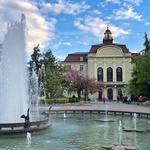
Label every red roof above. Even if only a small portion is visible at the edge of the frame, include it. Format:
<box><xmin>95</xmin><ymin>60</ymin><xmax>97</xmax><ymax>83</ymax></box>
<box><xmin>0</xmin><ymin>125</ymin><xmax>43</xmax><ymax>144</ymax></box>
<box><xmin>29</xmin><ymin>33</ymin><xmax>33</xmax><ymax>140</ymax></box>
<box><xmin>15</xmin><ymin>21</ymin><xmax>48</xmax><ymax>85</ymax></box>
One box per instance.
<box><xmin>64</xmin><ymin>43</ymin><xmax>137</xmax><ymax>62</ymax></box>
<box><xmin>64</xmin><ymin>52</ymin><xmax>88</xmax><ymax>62</ymax></box>
<box><xmin>89</xmin><ymin>43</ymin><xmax>130</xmax><ymax>53</ymax></box>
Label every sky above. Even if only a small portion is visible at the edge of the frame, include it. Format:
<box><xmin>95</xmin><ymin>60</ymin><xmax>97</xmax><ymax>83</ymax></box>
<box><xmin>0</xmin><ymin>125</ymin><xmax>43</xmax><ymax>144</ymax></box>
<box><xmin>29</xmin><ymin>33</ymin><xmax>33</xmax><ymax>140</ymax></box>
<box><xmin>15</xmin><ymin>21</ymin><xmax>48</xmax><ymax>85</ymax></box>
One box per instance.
<box><xmin>0</xmin><ymin>0</ymin><xmax>150</xmax><ymax>61</ymax></box>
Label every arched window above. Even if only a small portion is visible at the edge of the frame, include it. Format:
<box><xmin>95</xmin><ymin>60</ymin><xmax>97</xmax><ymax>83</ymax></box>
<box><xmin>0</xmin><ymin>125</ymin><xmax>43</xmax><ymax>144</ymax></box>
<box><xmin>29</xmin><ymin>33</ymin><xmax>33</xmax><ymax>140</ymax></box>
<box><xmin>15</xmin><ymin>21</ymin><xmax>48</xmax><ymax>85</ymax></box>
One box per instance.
<box><xmin>116</xmin><ymin>67</ymin><xmax>122</xmax><ymax>81</ymax></box>
<box><xmin>107</xmin><ymin>67</ymin><xmax>113</xmax><ymax>82</ymax></box>
<box><xmin>97</xmin><ymin>67</ymin><xmax>103</xmax><ymax>81</ymax></box>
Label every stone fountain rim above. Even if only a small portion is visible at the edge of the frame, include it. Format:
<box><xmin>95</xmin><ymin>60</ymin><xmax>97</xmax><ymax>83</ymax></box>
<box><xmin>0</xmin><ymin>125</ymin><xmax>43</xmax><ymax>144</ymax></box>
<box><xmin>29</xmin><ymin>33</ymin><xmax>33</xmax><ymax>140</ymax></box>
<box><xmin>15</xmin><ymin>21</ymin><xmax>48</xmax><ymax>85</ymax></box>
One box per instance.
<box><xmin>0</xmin><ymin>118</ymin><xmax>50</xmax><ymax>135</ymax></box>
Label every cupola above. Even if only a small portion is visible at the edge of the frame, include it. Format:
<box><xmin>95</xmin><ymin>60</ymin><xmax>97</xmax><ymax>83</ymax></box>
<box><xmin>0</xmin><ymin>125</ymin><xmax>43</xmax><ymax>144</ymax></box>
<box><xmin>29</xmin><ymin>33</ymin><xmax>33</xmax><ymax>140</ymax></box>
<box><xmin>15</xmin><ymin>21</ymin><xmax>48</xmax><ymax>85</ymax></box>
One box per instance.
<box><xmin>103</xmin><ymin>27</ymin><xmax>113</xmax><ymax>44</ymax></box>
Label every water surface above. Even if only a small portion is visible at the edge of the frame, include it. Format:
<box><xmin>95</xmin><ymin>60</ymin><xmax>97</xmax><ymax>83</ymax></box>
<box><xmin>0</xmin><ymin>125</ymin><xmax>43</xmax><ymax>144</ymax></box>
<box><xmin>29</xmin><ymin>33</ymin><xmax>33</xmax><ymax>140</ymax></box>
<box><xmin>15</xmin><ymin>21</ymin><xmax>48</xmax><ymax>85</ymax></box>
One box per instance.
<box><xmin>0</xmin><ymin>114</ymin><xmax>149</xmax><ymax>150</ymax></box>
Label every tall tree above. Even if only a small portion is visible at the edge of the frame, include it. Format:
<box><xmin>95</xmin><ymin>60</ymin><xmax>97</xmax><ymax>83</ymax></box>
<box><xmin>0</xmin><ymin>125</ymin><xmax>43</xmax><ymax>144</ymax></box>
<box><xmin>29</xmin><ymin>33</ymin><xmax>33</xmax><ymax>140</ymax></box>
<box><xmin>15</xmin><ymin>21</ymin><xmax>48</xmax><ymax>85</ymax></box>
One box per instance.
<box><xmin>43</xmin><ymin>49</ymin><xmax>64</xmax><ymax>98</ymax></box>
<box><xmin>129</xmin><ymin>48</ymin><xmax>150</xmax><ymax>98</ymax></box>
<box><xmin>43</xmin><ymin>49</ymin><xmax>56</xmax><ymax>69</ymax></box>
<box><xmin>144</xmin><ymin>32</ymin><xmax>150</xmax><ymax>53</ymax></box>
<box><xmin>29</xmin><ymin>44</ymin><xmax>41</xmax><ymax>74</ymax></box>
<box><xmin>45</xmin><ymin>68</ymin><xmax>63</xmax><ymax>98</ymax></box>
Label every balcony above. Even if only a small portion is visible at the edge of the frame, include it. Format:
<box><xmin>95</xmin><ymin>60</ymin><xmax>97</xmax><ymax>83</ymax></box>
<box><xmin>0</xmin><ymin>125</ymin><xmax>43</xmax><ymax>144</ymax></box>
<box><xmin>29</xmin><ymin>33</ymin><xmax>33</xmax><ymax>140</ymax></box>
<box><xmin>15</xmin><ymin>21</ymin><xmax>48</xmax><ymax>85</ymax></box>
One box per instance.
<box><xmin>103</xmin><ymin>81</ymin><xmax>127</xmax><ymax>87</ymax></box>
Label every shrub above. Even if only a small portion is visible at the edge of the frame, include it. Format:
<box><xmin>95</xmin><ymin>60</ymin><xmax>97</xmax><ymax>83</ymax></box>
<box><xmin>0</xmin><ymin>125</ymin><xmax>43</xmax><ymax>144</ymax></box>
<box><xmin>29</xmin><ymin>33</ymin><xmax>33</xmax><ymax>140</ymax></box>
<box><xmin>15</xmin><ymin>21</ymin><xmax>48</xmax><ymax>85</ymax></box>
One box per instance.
<box><xmin>142</xmin><ymin>96</ymin><xmax>149</xmax><ymax>102</ymax></box>
<box><xmin>39</xmin><ymin>99</ymin><xmax>46</xmax><ymax>104</ymax></box>
<box><xmin>46</xmin><ymin>97</ymin><xmax>68</xmax><ymax>104</ymax></box>
<box><xmin>68</xmin><ymin>97</ymin><xmax>80</xmax><ymax>103</ymax></box>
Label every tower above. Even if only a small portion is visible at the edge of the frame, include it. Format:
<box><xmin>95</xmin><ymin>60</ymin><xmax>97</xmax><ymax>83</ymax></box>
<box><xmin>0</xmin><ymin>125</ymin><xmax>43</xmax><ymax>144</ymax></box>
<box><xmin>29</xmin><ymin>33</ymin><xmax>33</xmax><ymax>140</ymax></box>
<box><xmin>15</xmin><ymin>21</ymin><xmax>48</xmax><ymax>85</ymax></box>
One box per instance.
<box><xmin>103</xmin><ymin>27</ymin><xmax>113</xmax><ymax>44</ymax></box>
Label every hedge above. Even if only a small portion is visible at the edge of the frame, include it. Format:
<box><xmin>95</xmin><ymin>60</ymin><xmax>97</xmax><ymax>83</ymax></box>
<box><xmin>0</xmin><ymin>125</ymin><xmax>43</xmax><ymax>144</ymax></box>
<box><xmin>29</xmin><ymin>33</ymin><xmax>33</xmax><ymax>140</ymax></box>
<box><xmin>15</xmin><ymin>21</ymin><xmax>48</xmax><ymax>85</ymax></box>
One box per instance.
<box><xmin>46</xmin><ymin>97</ymin><xmax>69</xmax><ymax>104</ymax></box>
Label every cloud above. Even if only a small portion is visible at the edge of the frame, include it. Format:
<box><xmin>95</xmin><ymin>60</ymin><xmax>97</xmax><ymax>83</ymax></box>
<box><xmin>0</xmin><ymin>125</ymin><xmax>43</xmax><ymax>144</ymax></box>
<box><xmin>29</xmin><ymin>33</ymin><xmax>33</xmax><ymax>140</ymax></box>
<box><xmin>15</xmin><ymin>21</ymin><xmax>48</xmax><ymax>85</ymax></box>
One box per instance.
<box><xmin>124</xmin><ymin>0</ymin><xmax>142</xmax><ymax>6</ymax></box>
<box><xmin>105</xmin><ymin>0</ymin><xmax>142</xmax><ymax>6</ymax></box>
<box><xmin>52</xmin><ymin>41</ymin><xmax>72</xmax><ymax>50</ymax></box>
<box><xmin>62</xmin><ymin>42</ymin><xmax>72</xmax><ymax>46</ymax></box>
<box><xmin>77</xmin><ymin>36</ymin><xmax>92</xmax><ymax>46</ymax></box>
<box><xmin>39</xmin><ymin>0</ymin><xmax>90</xmax><ymax>15</ymax></box>
<box><xmin>74</xmin><ymin>16</ymin><xmax>129</xmax><ymax>39</ymax></box>
<box><xmin>105</xmin><ymin>0</ymin><xmax>143</xmax><ymax>21</ymax></box>
<box><xmin>92</xmin><ymin>10</ymin><xmax>102</xmax><ymax>16</ymax></box>
<box><xmin>105</xmin><ymin>0</ymin><xmax>121</xmax><ymax>4</ymax></box>
<box><xmin>56</xmin><ymin>55</ymin><xmax>65</xmax><ymax>61</ymax></box>
<box><xmin>0</xmin><ymin>0</ymin><xmax>56</xmax><ymax>52</ymax></box>
<box><xmin>113</xmin><ymin>6</ymin><xmax>142</xmax><ymax>21</ymax></box>
<box><xmin>145</xmin><ymin>22</ymin><xmax>150</xmax><ymax>26</ymax></box>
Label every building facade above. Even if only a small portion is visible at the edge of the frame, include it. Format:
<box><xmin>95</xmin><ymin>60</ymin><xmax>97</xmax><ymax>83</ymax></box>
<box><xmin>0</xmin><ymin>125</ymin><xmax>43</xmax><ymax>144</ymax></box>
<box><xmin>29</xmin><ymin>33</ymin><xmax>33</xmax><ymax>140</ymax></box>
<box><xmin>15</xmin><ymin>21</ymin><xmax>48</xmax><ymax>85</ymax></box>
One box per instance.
<box><xmin>63</xmin><ymin>28</ymin><xmax>139</xmax><ymax>101</ymax></box>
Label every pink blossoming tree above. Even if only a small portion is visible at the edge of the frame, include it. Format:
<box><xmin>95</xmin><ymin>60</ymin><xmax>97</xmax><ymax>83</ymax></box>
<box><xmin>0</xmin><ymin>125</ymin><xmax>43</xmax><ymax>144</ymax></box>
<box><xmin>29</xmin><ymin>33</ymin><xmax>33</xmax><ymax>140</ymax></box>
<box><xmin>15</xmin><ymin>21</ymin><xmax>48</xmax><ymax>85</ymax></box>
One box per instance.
<box><xmin>64</xmin><ymin>69</ymin><xmax>103</xmax><ymax>101</ymax></box>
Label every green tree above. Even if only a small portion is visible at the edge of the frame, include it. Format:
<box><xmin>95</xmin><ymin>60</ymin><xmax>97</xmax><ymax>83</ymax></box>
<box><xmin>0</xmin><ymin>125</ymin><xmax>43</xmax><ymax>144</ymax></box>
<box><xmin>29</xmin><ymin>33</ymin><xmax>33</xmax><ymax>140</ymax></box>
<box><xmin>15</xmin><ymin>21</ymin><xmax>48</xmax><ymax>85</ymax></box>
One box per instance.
<box><xmin>129</xmin><ymin>33</ymin><xmax>150</xmax><ymax>98</ymax></box>
<box><xmin>144</xmin><ymin>32</ymin><xmax>150</xmax><ymax>52</ymax></box>
<box><xmin>43</xmin><ymin>49</ymin><xmax>56</xmax><ymax>69</ymax></box>
<box><xmin>43</xmin><ymin>49</ymin><xmax>64</xmax><ymax>98</ymax></box>
<box><xmin>29</xmin><ymin>44</ymin><xmax>41</xmax><ymax>74</ymax></box>
<box><xmin>144</xmin><ymin>32</ymin><xmax>150</xmax><ymax>53</ymax></box>
<box><xmin>45</xmin><ymin>68</ymin><xmax>63</xmax><ymax>98</ymax></box>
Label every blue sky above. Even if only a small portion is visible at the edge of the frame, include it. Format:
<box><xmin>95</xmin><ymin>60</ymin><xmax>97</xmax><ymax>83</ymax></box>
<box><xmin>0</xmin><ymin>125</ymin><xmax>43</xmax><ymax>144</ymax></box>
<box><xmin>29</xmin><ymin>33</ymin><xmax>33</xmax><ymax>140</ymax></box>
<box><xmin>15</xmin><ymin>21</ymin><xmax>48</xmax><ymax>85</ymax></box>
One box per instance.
<box><xmin>0</xmin><ymin>0</ymin><xmax>150</xmax><ymax>60</ymax></box>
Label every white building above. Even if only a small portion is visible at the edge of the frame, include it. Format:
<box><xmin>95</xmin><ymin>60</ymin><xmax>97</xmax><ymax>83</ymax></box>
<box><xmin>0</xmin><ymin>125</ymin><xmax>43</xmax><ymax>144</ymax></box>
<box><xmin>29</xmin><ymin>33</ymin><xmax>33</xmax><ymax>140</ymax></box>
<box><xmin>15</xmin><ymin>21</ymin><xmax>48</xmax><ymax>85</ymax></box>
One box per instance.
<box><xmin>63</xmin><ymin>28</ymin><xmax>140</xmax><ymax>101</ymax></box>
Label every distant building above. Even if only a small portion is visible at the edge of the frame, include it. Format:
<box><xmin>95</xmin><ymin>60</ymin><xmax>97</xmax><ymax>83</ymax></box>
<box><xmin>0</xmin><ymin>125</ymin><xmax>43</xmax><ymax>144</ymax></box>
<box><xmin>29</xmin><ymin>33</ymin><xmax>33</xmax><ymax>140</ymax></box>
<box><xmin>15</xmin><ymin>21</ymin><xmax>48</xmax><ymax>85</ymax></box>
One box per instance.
<box><xmin>63</xmin><ymin>27</ymin><xmax>140</xmax><ymax>101</ymax></box>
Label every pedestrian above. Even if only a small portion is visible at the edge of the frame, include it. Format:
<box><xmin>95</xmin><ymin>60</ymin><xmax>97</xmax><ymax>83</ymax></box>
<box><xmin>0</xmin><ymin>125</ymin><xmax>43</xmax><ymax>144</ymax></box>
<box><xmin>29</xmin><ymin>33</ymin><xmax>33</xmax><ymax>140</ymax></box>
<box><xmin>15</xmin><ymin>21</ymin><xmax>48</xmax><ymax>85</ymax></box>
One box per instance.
<box><xmin>102</xmin><ymin>96</ymin><xmax>106</xmax><ymax>104</ymax></box>
<box><xmin>117</xmin><ymin>95</ymin><xmax>120</xmax><ymax>103</ymax></box>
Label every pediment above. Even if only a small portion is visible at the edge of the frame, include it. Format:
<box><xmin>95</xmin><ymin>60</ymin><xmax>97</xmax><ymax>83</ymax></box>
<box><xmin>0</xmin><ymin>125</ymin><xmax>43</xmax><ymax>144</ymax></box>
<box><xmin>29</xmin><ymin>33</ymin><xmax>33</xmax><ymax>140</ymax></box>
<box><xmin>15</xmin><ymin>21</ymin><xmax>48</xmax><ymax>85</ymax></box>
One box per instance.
<box><xmin>96</xmin><ymin>45</ymin><xmax>123</xmax><ymax>57</ymax></box>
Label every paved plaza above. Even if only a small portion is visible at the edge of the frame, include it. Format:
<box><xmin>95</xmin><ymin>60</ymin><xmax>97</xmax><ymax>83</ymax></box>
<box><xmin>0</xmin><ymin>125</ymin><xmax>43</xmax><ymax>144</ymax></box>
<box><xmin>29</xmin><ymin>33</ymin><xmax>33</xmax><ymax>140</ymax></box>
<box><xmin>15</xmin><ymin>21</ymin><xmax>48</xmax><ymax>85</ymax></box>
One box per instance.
<box><xmin>50</xmin><ymin>102</ymin><xmax>150</xmax><ymax>115</ymax></box>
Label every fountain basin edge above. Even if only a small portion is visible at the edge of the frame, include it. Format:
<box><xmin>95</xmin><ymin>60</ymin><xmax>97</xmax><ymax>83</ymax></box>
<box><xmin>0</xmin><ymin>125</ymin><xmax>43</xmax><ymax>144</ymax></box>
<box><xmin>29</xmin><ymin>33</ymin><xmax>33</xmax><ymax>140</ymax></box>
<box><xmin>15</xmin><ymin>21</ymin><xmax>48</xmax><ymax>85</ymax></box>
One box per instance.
<box><xmin>123</xmin><ymin>128</ymin><xmax>146</xmax><ymax>133</ymax></box>
<box><xmin>0</xmin><ymin>118</ymin><xmax>50</xmax><ymax>135</ymax></box>
<box><xmin>95</xmin><ymin>119</ymin><xmax>116</xmax><ymax>122</ymax></box>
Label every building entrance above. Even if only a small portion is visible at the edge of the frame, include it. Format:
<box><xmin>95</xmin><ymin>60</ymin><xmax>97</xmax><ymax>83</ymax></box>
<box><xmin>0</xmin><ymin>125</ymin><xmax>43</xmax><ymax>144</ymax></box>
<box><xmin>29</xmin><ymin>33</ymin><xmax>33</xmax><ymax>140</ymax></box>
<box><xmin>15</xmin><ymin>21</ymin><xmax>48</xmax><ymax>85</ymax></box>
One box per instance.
<box><xmin>107</xmin><ymin>88</ymin><xmax>113</xmax><ymax>100</ymax></box>
<box><xmin>98</xmin><ymin>91</ymin><xmax>102</xmax><ymax>101</ymax></box>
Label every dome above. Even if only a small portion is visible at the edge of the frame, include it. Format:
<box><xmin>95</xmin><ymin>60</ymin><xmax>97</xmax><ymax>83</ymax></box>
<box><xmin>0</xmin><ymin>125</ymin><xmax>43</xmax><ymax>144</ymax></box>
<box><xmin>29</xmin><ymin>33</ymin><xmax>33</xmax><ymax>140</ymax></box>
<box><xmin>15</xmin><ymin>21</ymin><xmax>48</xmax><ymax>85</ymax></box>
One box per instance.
<box><xmin>103</xmin><ymin>27</ymin><xmax>113</xmax><ymax>44</ymax></box>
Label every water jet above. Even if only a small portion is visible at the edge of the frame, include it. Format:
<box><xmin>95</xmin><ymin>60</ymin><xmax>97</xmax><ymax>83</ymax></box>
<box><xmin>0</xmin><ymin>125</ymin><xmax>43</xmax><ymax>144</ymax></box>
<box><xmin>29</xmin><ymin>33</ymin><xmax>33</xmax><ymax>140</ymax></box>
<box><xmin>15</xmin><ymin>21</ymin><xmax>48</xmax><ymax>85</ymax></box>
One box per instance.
<box><xmin>0</xmin><ymin>14</ymin><xmax>49</xmax><ymax>135</ymax></box>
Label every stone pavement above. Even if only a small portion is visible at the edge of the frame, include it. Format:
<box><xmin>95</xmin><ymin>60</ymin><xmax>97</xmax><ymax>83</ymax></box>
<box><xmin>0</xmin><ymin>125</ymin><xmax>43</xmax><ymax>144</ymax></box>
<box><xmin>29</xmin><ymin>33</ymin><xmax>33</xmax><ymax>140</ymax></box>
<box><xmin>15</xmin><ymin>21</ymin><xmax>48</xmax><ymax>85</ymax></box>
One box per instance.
<box><xmin>50</xmin><ymin>102</ymin><xmax>150</xmax><ymax>115</ymax></box>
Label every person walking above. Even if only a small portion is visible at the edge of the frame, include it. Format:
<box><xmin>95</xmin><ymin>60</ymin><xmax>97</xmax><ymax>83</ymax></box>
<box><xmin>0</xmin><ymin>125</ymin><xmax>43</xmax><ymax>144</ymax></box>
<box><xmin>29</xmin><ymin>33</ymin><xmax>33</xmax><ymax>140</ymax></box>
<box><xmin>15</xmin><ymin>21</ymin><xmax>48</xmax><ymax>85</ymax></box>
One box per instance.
<box><xmin>102</xmin><ymin>96</ymin><xmax>106</xmax><ymax>104</ymax></box>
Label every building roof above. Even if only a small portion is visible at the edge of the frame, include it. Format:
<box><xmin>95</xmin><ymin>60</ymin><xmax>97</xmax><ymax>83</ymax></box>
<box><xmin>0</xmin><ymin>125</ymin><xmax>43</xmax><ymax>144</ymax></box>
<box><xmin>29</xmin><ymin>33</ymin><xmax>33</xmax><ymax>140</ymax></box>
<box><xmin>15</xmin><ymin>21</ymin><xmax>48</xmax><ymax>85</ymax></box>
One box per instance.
<box><xmin>64</xmin><ymin>52</ymin><xmax>88</xmax><ymax>62</ymax></box>
<box><xmin>89</xmin><ymin>43</ymin><xmax>130</xmax><ymax>53</ymax></box>
<box><xmin>64</xmin><ymin>44</ymin><xmax>132</xmax><ymax>62</ymax></box>
<box><xmin>64</xmin><ymin>28</ymin><xmax>136</xmax><ymax>62</ymax></box>
<box><xmin>131</xmin><ymin>52</ymin><xmax>140</xmax><ymax>57</ymax></box>
<box><xmin>131</xmin><ymin>52</ymin><xmax>141</xmax><ymax>62</ymax></box>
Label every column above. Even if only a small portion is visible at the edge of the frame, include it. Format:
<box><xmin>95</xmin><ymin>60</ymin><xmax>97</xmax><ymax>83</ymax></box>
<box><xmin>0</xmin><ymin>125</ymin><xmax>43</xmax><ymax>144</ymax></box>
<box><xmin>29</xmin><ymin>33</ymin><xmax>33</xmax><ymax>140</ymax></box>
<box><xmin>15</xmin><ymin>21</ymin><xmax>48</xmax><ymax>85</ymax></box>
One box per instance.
<box><xmin>113</xmin><ymin>58</ymin><xmax>116</xmax><ymax>82</ymax></box>
<box><xmin>113</xmin><ymin>86</ymin><xmax>117</xmax><ymax>100</ymax></box>
<box><xmin>94</xmin><ymin>58</ymin><xmax>97</xmax><ymax>79</ymax></box>
<box><xmin>103</xmin><ymin>58</ymin><xmax>107</xmax><ymax>82</ymax></box>
<box><xmin>123</xmin><ymin>58</ymin><xmax>126</xmax><ymax>82</ymax></box>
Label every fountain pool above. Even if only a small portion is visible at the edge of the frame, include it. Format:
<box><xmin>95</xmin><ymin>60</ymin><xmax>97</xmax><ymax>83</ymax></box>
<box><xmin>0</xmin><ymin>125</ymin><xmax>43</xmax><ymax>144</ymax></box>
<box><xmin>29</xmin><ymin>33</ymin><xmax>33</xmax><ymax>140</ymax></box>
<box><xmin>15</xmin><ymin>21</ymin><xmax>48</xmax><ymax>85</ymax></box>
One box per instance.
<box><xmin>0</xmin><ymin>114</ymin><xmax>149</xmax><ymax>150</ymax></box>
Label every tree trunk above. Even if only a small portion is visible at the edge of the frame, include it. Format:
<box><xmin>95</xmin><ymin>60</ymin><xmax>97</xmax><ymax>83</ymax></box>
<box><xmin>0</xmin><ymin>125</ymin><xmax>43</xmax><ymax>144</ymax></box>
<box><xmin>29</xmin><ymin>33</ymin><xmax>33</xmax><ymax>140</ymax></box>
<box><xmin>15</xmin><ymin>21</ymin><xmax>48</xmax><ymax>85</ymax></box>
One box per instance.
<box><xmin>85</xmin><ymin>90</ymin><xmax>88</xmax><ymax>102</ymax></box>
<box><xmin>77</xmin><ymin>90</ymin><xmax>81</xmax><ymax>100</ymax></box>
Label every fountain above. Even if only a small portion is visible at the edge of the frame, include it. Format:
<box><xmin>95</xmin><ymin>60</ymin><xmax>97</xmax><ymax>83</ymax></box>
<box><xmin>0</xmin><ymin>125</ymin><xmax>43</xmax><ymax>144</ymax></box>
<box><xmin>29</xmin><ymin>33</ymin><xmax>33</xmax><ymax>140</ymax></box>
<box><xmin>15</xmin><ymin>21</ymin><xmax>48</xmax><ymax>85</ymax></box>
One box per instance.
<box><xmin>0</xmin><ymin>113</ymin><xmax>149</xmax><ymax>149</ymax></box>
<box><xmin>28</xmin><ymin>64</ymin><xmax>40</xmax><ymax>120</ymax></box>
<box><xmin>133</xmin><ymin>113</ymin><xmax>137</xmax><ymax>130</ymax></box>
<box><xmin>0</xmin><ymin>14</ymin><xmax>28</xmax><ymax>123</ymax></box>
<box><xmin>102</xmin><ymin>120</ymin><xmax>137</xmax><ymax>150</ymax></box>
<box><xmin>0</xmin><ymin>14</ymin><xmax>49</xmax><ymax>134</ymax></box>
<box><xmin>63</xmin><ymin>113</ymin><xmax>67</xmax><ymax>119</ymax></box>
<box><xmin>118</xmin><ymin>120</ymin><xmax>123</xmax><ymax>146</ymax></box>
<box><xmin>123</xmin><ymin>113</ymin><xmax>146</xmax><ymax>133</ymax></box>
<box><xmin>96</xmin><ymin>104</ymin><xmax>116</xmax><ymax>122</ymax></box>
<box><xmin>57</xmin><ymin>112</ymin><xmax>72</xmax><ymax>119</ymax></box>
<box><xmin>26</xmin><ymin>132</ymin><xmax>31</xmax><ymax>150</ymax></box>
<box><xmin>38</xmin><ymin>63</ymin><xmax>46</xmax><ymax>103</ymax></box>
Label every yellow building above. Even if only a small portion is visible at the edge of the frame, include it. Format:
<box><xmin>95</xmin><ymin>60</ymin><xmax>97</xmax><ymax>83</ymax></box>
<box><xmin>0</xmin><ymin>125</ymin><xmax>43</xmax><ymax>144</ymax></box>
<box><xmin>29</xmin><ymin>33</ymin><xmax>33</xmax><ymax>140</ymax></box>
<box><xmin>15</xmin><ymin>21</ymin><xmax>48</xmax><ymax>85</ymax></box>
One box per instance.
<box><xmin>63</xmin><ymin>27</ymin><xmax>139</xmax><ymax>101</ymax></box>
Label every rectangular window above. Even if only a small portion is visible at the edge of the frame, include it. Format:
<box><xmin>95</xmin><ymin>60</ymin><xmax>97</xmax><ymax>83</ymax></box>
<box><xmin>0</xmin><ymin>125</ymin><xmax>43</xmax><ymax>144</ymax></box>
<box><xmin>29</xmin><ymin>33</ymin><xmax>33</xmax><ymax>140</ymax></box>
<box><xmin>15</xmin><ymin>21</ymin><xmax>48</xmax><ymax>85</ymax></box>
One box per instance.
<box><xmin>80</xmin><ymin>65</ymin><xmax>84</xmax><ymax>72</ymax></box>
<box><xmin>80</xmin><ymin>57</ymin><xmax>83</xmax><ymax>61</ymax></box>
